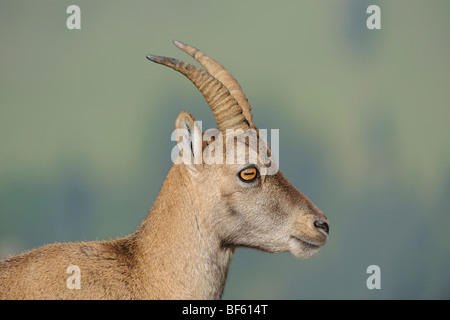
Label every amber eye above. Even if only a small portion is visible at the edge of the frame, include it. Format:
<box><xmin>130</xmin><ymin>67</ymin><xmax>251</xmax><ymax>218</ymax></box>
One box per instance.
<box><xmin>239</xmin><ymin>167</ymin><xmax>258</xmax><ymax>182</ymax></box>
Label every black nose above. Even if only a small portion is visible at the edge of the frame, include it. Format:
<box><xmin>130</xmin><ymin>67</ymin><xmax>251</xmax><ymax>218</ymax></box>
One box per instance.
<box><xmin>314</xmin><ymin>219</ymin><xmax>329</xmax><ymax>235</ymax></box>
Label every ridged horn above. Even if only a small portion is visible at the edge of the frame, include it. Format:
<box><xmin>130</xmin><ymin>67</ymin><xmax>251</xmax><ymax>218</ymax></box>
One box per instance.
<box><xmin>146</xmin><ymin>54</ymin><xmax>249</xmax><ymax>133</ymax></box>
<box><xmin>172</xmin><ymin>40</ymin><xmax>255</xmax><ymax>129</ymax></box>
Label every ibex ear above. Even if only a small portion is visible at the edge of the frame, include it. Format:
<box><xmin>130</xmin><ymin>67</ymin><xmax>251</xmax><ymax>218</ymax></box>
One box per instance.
<box><xmin>172</xmin><ymin>111</ymin><xmax>203</xmax><ymax>171</ymax></box>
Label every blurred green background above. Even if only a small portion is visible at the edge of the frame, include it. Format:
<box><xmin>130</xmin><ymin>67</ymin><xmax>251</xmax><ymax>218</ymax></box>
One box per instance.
<box><xmin>1</xmin><ymin>0</ymin><xmax>449</xmax><ymax>299</ymax></box>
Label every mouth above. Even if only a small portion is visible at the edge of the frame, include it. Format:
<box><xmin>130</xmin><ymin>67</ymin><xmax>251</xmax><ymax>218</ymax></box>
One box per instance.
<box><xmin>290</xmin><ymin>236</ymin><xmax>323</xmax><ymax>250</ymax></box>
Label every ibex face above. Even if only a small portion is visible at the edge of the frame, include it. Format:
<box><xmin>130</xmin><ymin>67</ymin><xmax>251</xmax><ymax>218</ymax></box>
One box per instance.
<box><xmin>208</xmin><ymin>159</ymin><xmax>329</xmax><ymax>259</ymax></box>
<box><xmin>148</xmin><ymin>41</ymin><xmax>329</xmax><ymax>259</ymax></box>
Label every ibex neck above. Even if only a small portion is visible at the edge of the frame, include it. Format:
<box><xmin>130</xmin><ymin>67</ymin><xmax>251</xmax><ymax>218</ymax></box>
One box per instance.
<box><xmin>133</xmin><ymin>165</ymin><xmax>233</xmax><ymax>299</ymax></box>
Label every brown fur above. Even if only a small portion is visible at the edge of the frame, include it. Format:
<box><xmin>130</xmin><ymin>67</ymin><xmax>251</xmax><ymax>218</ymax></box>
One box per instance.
<box><xmin>0</xmin><ymin>117</ymin><xmax>328</xmax><ymax>299</ymax></box>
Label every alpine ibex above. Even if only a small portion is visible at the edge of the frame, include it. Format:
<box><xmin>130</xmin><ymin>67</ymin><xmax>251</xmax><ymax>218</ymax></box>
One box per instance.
<box><xmin>0</xmin><ymin>40</ymin><xmax>329</xmax><ymax>299</ymax></box>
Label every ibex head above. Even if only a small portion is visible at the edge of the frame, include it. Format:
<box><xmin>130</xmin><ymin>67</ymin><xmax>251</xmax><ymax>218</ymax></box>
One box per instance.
<box><xmin>147</xmin><ymin>41</ymin><xmax>329</xmax><ymax>259</ymax></box>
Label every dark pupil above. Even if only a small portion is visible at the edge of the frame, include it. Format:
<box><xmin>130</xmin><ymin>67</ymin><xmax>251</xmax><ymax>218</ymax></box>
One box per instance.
<box><xmin>243</xmin><ymin>170</ymin><xmax>255</xmax><ymax>178</ymax></box>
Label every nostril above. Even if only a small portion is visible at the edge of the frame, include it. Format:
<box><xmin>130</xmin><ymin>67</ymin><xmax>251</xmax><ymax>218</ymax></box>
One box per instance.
<box><xmin>314</xmin><ymin>220</ymin><xmax>329</xmax><ymax>235</ymax></box>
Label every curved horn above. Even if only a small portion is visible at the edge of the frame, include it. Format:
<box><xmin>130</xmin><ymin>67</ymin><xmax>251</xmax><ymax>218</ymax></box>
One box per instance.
<box><xmin>173</xmin><ymin>40</ymin><xmax>255</xmax><ymax>128</ymax></box>
<box><xmin>146</xmin><ymin>54</ymin><xmax>249</xmax><ymax>133</ymax></box>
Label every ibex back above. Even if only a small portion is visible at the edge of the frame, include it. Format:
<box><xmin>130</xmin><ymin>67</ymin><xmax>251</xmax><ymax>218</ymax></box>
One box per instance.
<box><xmin>0</xmin><ymin>40</ymin><xmax>329</xmax><ymax>299</ymax></box>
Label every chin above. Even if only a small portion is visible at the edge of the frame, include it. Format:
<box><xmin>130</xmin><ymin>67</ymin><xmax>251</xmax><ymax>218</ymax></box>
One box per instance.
<box><xmin>290</xmin><ymin>247</ymin><xmax>321</xmax><ymax>259</ymax></box>
<box><xmin>288</xmin><ymin>236</ymin><xmax>323</xmax><ymax>259</ymax></box>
